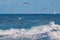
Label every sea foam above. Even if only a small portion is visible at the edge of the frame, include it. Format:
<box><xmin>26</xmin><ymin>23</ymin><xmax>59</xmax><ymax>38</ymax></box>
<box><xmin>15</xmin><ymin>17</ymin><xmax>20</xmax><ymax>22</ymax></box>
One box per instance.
<box><xmin>0</xmin><ymin>21</ymin><xmax>60</xmax><ymax>40</ymax></box>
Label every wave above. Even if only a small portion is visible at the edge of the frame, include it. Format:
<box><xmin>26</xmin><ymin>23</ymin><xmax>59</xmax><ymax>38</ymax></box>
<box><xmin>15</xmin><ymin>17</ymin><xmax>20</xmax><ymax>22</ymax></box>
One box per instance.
<box><xmin>0</xmin><ymin>21</ymin><xmax>60</xmax><ymax>40</ymax></box>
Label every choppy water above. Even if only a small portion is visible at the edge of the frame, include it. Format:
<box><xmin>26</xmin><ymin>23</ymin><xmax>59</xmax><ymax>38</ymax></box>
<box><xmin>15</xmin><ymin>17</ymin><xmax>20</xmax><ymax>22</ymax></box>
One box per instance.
<box><xmin>0</xmin><ymin>14</ymin><xmax>60</xmax><ymax>40</ymax></box>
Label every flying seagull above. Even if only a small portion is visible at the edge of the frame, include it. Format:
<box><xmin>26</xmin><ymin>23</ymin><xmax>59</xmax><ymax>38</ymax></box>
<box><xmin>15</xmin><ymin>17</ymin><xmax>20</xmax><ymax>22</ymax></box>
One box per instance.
<box><xmin>24</xmin><ymin>2</ymin><xmax>29</xmax><ymax>5</ymax></box>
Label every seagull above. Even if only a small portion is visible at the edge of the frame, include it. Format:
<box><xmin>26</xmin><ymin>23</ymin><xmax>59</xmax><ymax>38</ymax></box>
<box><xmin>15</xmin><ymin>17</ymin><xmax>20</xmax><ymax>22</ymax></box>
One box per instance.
<box><xmin>18</xmin><ymin>17</ymin><xmax>22</xmax><ymax>20</ymax></box>
<box><xmin>24</xmin><ymin>2</ymin><xmax>29</xmax><ymax>5</ymax></box>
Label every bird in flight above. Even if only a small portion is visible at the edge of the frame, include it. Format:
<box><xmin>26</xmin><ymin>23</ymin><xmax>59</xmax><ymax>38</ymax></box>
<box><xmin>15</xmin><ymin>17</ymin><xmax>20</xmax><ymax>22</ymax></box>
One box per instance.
<box><xmin>24</xmin><ymin>2</ymin><xmax>29</xmax><ymax>5</ymax></box>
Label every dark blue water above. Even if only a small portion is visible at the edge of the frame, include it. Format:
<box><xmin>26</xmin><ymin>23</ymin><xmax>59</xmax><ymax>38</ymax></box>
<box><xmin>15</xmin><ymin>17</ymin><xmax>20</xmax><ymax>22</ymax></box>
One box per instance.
<box><xmin>0</xmin><ymin>14</ymin><xmax>60</xmax><ymax>30</ymax></box>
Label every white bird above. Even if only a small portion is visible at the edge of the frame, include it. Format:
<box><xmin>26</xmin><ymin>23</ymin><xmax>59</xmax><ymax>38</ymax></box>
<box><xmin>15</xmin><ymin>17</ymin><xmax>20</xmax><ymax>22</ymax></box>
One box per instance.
<box><xmin>18</xmin><ymin>17</ymin><xmax>22</xmax><ymax>20</ymax></box>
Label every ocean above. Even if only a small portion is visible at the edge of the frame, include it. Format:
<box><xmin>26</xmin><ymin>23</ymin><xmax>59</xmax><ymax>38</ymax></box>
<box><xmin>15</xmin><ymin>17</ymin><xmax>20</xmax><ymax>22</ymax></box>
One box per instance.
<box><xmin>0</xmin><ymin>14</ymin><xmax>60</xmax><ymax>40</ymax></box>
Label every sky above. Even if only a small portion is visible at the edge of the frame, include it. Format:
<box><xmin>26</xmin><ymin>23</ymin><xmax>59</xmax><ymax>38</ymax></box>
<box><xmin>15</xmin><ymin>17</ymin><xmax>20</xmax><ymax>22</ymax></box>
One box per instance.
<box><xmin>0</xmin><ymin>0</ymin><xmax>60</xmax><ymax>14</ymax></box>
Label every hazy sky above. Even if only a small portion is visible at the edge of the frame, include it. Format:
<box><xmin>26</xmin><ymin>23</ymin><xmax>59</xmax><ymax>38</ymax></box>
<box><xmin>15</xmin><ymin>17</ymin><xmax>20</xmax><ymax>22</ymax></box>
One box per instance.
<box><xmin>0</xmin><ymin>0</ymin><xmax>60</xmax><ymax>14</ymax></box>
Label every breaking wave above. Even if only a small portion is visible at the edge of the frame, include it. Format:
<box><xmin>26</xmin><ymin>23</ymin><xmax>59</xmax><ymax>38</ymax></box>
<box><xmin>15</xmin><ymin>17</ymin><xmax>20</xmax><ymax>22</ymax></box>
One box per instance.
<box><xmin>0</xmin><ymin>21</ymin><xmax>60</xmax><ymax>40</ymax></box>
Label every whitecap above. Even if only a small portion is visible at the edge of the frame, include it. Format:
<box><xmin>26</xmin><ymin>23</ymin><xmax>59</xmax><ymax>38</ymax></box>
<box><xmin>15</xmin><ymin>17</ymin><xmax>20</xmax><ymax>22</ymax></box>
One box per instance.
<box><xmin>0</xmin><ymin>21</ymin><xmax>60</xmax><ymax>40</ymax></box>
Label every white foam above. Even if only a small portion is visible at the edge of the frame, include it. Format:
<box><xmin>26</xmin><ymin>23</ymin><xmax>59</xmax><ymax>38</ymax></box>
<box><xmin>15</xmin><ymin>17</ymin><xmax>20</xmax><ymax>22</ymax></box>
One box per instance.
<box><xmin>0</xmin><ymin>21</ymin><xmax>60</xmax><ymax>40</ymax></box>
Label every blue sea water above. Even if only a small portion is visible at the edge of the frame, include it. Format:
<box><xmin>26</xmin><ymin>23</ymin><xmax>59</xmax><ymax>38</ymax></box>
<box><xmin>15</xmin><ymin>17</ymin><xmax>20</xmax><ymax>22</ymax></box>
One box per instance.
<box><xmin>0</xmin><ymin>14</ymin><xmax>60</xmax><ymax>40</ymax></box>
<box><xmin>0</xmin><ymin>14</ymin><xmax>60</xmax><ymax>30</ymax></box>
